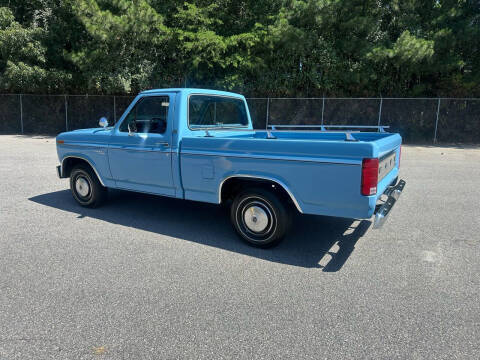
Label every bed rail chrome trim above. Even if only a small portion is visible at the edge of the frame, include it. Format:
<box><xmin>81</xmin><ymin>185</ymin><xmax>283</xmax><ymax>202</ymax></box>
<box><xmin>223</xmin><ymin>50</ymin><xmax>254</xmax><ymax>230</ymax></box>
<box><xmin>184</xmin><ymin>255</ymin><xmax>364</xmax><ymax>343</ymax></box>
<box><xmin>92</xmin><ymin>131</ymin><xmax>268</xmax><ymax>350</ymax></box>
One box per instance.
<box><xmin>218</xmin><ymin>174</ymin><xmax>303</xmax><ymax>213</ymax></box>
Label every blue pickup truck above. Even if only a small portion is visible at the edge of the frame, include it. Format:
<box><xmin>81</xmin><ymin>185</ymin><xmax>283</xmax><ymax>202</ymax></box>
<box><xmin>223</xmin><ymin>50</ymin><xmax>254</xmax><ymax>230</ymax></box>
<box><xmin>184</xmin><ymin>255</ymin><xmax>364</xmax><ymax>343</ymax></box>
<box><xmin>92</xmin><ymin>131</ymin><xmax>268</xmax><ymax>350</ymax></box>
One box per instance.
<box><xmin>56</xmin><ymin>88</ymin><xmax>405</xmax><ymax>247</ymax></box>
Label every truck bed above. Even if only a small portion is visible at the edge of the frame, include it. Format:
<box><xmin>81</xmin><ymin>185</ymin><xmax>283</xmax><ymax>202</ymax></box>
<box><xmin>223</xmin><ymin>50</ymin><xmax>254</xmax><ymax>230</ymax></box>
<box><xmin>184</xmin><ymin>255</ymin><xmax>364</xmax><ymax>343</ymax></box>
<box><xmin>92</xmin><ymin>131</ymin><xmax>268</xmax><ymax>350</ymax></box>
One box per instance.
<box><xmin>179</xmin><ymin>130</ymin><xmax>401</xmax><ymax>219</ymax></box>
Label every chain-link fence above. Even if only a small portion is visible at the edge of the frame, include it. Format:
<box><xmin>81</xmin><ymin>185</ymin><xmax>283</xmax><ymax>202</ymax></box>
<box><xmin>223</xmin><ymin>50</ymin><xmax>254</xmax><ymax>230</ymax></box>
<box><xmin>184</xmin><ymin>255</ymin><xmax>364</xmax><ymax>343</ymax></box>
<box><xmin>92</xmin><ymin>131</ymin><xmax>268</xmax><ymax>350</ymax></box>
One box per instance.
<box><xmin>0</xmin><ymin>94</ymin><xmax>135</xmax><ymax>135</ymax></box>
<box><xmin>1</xmin><ymin>94</ymin><xmax>479</xmax><ymax>143</ymax></box>
<box><xmin>247</xmin><ymin>97</ymin><xmax>480</xmax><ymax>143</ymax></box>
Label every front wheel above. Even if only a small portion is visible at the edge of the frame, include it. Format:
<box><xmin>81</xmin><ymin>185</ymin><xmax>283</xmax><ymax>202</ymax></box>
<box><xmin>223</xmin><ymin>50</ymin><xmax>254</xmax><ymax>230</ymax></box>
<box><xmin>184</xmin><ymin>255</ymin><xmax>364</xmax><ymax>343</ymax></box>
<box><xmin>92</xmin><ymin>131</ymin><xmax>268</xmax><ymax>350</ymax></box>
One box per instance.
<box><xmin>230</xmin><ymin>188</ymin><xmax>290</xmax><ymax>248</ymax></box>
<box><xmin>70</xmin><ymin>164</ymin><xmax>107</xmax><ymax>208</ymax></box>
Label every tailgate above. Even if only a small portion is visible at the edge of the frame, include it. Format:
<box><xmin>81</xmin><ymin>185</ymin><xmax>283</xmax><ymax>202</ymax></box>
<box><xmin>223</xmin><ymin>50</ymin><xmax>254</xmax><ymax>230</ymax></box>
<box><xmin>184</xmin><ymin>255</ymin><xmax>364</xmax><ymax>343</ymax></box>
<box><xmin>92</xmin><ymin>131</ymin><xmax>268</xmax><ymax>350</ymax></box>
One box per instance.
<box><xmin>378</xmin><ymin>151</ymin><xmax>396</xmax><ymax>182</ymax></box>
<box><xmin>354</xmin><ymin>132</ymin><xmax>402</xmax><ymax>197</ymax></box>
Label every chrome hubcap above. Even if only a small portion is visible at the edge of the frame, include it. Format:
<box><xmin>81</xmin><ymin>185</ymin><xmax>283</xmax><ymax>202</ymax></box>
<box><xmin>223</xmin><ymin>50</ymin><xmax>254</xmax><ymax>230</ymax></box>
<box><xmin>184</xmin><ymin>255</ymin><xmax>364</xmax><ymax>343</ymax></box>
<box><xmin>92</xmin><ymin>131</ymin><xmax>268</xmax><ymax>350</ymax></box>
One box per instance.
<box><xmin>243</xmin><ymin>205</ymin><xmax>269</xmax><ymax>233</ymax></box>
<box><xmin>75</xmin><ymin>176</ymin><xmax>90</xmax><ymax>198</ymax></box>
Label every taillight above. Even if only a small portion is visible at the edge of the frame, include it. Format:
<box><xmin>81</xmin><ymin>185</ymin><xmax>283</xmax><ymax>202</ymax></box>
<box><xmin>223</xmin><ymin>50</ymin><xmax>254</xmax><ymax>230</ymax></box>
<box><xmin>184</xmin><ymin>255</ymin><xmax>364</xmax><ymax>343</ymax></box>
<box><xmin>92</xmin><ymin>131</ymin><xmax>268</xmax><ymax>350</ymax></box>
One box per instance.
<box><xmin>361</xmin><ymin>158</ymin><xmax>379</xmax><ymax>196</ymax></box>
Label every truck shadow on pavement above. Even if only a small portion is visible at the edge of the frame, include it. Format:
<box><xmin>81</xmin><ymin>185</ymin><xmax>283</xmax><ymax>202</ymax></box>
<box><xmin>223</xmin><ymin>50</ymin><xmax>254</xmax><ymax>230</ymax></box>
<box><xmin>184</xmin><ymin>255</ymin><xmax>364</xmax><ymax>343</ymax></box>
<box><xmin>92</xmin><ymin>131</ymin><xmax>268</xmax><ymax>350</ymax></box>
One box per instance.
<box><xmin>29</xmin><ymin>189</ymin><xmax>370</xmax><ymax>270</ymax></box>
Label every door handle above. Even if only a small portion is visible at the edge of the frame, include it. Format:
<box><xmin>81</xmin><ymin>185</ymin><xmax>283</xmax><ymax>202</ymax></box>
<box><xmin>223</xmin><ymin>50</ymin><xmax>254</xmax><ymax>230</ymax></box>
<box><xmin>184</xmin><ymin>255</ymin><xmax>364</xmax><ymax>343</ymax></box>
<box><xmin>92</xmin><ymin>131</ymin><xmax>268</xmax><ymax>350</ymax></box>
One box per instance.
<box><xmin>155</xmin><ymin>142</ymin><xmax>169</xmax><ymax>147</ymax></box>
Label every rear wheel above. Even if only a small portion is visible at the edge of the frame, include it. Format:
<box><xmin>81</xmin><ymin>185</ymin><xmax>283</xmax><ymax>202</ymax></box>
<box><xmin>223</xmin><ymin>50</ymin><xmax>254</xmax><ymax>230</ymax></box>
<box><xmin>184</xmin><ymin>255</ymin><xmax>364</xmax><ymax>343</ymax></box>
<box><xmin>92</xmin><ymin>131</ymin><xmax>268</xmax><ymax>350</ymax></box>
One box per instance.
<box><xmin>230</xmin><ymin>188</ymin><xmax>290</xmax><ymax>248</ymax></box>
<box><xmin>70</xmin><ymin>164</ymin><xmax>107</xmax><ymax>208</ymax></box>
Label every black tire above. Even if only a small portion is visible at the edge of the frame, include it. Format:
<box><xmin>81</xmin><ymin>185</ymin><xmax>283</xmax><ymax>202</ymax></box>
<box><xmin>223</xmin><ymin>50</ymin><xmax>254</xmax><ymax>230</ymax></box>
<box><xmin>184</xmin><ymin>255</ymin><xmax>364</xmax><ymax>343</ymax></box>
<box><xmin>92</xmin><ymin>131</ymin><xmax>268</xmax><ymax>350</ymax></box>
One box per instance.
<box><xmin>230</xmin><ymin>188</ymin><xmax>290</xmax><ymax>248</ymax></box>
<box><xmin>70</xmin><ymin>164</ymin><xmax>107</xmax><ymax>208</ymax></box>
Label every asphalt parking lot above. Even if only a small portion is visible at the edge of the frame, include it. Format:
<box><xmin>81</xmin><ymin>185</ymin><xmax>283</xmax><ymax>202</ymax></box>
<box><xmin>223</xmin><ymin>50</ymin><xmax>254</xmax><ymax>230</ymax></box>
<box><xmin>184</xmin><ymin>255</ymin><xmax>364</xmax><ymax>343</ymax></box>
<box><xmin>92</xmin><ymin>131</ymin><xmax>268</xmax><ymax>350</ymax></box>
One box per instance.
<box><xmin>0</xmin><ymin>135</ymin><xmax>479</xmax><ymax>359</ymax></box>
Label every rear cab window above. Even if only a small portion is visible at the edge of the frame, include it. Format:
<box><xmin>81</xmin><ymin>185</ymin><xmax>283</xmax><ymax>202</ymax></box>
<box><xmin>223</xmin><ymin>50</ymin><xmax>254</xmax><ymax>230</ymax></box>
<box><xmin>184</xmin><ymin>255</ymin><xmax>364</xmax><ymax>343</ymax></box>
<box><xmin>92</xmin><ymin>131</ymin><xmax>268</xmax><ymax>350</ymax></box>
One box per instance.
<box><xmin>188</xmin><ymin>95</ymin><xmax>248</xmax><ymax>129</ymax></box>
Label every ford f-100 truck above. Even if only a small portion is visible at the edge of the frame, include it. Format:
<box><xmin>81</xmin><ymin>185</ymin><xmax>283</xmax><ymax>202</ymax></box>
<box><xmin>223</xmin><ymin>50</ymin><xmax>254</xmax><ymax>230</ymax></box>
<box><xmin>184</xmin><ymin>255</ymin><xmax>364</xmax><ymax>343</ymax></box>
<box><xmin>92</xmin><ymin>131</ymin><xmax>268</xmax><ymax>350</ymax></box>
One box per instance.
<box><xmin>56</xmin><ymin>88</ymin><xmax>405</xmax><ymax>247</ymax></box>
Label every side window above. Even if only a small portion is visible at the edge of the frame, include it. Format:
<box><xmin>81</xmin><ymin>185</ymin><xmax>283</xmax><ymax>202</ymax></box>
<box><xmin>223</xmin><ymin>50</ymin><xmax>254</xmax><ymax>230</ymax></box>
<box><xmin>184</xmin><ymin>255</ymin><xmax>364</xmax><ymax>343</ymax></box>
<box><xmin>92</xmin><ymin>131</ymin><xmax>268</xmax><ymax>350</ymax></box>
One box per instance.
<box><xmin>189</xmin><ymin>95</ymin><xmax>248</xmax><ymax>128</ymax></box>
<box><xmin>119</xmin><ymin>106</ymin><xmax>136</xmax><ymax>132</ymax></box>
<box><xmin>119</xmin><ymin>96</ymin><xmax>169</xmax><ymax>134</ymax></box>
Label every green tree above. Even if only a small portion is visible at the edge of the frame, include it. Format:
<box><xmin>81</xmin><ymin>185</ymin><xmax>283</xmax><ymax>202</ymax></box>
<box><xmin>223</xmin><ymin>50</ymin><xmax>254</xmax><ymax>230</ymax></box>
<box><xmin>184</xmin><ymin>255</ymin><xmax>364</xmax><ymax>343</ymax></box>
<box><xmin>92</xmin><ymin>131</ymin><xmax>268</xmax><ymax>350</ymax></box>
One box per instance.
<box><xmin>0</xmin><ymin>0</ymin><xmax>478</xmax><ymax>96</ymax></box>
<box><xmin>0</xmin><ymin>6</ymin><xmax>71</xmax><ymax>92</ymax></box>
<box><xmin>70</xmin><ymin>0</ymin><xmax>170</xmax><ymax>94</ymax></box>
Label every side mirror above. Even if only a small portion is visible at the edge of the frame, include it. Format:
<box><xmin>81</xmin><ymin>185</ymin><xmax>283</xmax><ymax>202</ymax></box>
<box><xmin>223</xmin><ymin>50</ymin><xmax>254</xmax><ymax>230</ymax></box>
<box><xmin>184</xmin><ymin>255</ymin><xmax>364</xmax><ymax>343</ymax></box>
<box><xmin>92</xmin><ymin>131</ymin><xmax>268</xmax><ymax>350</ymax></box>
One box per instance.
<box><xmin>128</xmin><ymin>121</ymin><xmax>137</xmax><ymax>136</ymax></box>
<box><xmin>99</xmin><ymin>117</ymin><xmax>108</xmax><ymax>128</ymax></box>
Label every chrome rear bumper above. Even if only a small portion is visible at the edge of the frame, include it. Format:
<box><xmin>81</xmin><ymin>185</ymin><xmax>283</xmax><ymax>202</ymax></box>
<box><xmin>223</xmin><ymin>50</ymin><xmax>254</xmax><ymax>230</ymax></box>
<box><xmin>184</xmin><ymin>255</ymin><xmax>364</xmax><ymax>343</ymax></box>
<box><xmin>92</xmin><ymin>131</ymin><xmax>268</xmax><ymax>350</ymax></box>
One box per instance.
<box><xmin>373</xmin><ymin>179</ymin><xmax>406</xmax><ymax>229</ymax></box>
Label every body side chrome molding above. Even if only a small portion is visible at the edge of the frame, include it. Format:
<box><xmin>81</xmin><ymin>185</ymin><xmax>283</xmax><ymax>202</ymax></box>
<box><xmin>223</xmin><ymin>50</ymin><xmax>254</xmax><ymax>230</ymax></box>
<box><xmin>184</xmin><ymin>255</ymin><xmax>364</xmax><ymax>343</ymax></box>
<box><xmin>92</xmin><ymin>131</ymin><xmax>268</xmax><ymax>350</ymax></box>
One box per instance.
<box><xmin>218</xmin><ymin>174</ymin><xmax>303</xmax><ymax>213</ymax></box>
<box><xmin>60</xmin><ymin>142</ymin><xmax>106</xmax><ymax>149</ymax></box>
<box><xmin>61</xmin><ymin>156</ymin><xmax>106</xmax><ymax>187</ymax></box>
<box><xmin>181</xmin><ymin>150</ymin><xmax>361</xmax><ymax>166</ymax></box>
<box><xmin>108</xmin><ymin>147</ymin><xmax>170</xmax><ymax>153</ymax></box>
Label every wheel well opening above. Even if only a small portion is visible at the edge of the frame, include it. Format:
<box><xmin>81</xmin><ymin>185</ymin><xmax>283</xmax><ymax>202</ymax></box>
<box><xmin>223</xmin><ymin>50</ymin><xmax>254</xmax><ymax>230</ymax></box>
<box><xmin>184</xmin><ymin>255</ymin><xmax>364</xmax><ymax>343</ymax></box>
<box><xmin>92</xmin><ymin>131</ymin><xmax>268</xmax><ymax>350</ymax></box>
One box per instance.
<box><xmin>220</xmin><ymin>177</ymin><xmax>298</xmax><ymax>211</ymax></box>
<box><xmin>62</xmin><ymin>157</ymin><xmax>94</xmax><ymax>178</ymax></box>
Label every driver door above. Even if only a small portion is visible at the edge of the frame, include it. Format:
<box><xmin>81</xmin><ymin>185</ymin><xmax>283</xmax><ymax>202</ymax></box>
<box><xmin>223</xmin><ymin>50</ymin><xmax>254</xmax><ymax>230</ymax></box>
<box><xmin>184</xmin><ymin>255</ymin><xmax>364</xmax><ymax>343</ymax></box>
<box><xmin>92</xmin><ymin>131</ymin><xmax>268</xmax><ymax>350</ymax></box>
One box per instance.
<box><xmin>108</xmin><ymin>94</ymin><xmax>175</xmax><ymax>196</ymax></box>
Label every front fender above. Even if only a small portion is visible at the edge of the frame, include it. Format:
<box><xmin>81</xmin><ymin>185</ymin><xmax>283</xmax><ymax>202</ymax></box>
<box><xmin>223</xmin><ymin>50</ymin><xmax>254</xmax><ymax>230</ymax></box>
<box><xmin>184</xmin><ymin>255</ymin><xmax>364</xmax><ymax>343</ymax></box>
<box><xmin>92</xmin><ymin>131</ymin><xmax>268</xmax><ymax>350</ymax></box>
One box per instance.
<box><xmin>57</xmin><ymin>145</ymin><xmax>113</xmax><ymax>187</ymax></box>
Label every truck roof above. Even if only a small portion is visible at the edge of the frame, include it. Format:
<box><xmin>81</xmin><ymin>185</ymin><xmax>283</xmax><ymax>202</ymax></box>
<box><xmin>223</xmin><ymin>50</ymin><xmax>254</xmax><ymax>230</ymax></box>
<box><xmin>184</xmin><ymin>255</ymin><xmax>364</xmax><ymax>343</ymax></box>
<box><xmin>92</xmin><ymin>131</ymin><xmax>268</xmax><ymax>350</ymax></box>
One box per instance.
<box><xmin>140</xmin><ymin>88</ymin><xmax>245</xmax><ymax>98</ymax></box>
